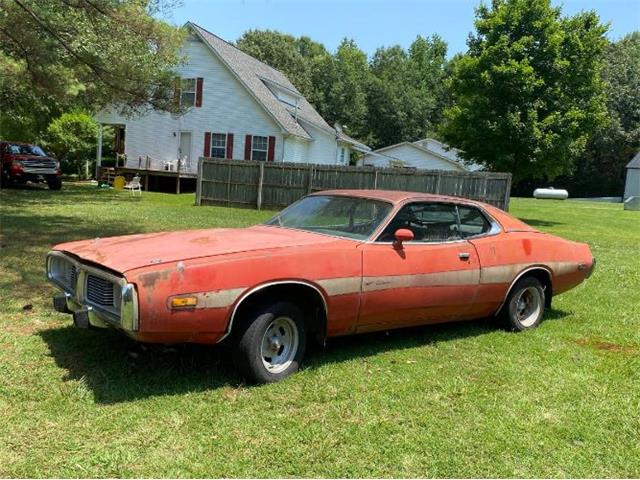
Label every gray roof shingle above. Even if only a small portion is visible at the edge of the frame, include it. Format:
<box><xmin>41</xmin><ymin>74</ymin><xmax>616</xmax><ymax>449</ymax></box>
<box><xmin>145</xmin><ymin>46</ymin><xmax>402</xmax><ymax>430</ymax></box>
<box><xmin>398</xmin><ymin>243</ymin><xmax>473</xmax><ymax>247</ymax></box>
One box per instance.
<box><xmin>189</xmin><ymin>22</ymin><xmax>334</xmax><ymax>140</ymax></box>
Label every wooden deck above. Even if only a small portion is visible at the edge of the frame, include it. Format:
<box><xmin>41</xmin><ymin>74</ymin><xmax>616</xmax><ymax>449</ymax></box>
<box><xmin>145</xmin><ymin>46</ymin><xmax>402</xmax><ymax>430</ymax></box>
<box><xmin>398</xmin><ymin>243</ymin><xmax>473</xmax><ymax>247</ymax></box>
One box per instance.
<box><xmin>99</xmin><ymin>167</ymin><xmax>198</xmax><ymax>194</ymax></box>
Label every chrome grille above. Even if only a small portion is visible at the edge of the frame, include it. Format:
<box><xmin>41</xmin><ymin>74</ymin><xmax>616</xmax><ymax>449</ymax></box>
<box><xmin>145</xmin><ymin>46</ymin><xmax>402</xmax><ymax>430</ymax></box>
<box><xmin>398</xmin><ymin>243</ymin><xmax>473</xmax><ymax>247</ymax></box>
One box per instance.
<box><xmin>23</xmin><ymin>158</ymin><xmax>57</xmax><ymax>169</ymax></box>
<box><xmin>86</xmin><ymin>274</ymin><xmax>121</xmax><ymax>313</ymax></box>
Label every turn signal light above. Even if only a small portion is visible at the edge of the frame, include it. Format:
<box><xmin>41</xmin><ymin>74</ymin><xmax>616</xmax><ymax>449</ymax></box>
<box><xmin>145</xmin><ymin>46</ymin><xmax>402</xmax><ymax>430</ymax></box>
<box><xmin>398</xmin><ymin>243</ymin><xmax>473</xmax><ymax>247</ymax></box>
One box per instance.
<box><xmin>170</xmin><ymin>296</ymin><xmax>198</xmax><ymax>309</ymax></box>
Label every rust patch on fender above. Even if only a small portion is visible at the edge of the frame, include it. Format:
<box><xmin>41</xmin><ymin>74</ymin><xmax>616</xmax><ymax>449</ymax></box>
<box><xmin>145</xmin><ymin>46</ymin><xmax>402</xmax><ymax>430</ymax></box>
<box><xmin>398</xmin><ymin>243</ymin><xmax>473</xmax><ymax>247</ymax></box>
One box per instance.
<box><xmin>138</xmin><ymin>269</ymin><xmax>172</xmax><ymax>288</ymax></box>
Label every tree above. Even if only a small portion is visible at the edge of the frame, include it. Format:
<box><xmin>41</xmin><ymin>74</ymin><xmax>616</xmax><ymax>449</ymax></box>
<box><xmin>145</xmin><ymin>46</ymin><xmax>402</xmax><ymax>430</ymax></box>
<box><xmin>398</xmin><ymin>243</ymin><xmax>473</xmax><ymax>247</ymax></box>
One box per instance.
<box><xmin>0</xmin><ymin>0</ymin><xmax>184</xmax><ymax>139</ymax></box>
<box><xmin>325</xmin><ymin>39</ymin><xmax>370</xmax><ymax>140</ymax></box>
<box><xmin>367</xmin><ymin>35</ymin><xmax>448</xmax><ymax>147</ymax></box>
<box><xmin>440</xmin><ymin>0</ymin><xmax>608</xmax><ymax>180</ymax></box>
<box><xmin>236</xmin><ymin>30</ymin><xmax>314</xmax><ymax>98</ymax></box>
<box><xmin>564</xmin><ymin>32</ymin><xmax>640</xmax><ymax>196</ymax></box>
<box><xmin>42</xmin><ymin>111</ymin><xmax>98</xmax><ymax>177</ymax></box>
<box><xmin>235</xmin><ymin>30</ymin><xmax>333</xmax><ymax>120</ymax></box>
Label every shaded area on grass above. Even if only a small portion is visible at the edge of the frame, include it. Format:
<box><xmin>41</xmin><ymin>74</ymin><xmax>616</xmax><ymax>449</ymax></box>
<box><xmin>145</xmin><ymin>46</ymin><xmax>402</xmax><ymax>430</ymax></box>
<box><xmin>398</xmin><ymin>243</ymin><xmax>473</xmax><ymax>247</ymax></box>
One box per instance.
<box><xmin>38</xmin><ymin>311</ymin><xmax>569</xmax><ymax>405</ymax></box>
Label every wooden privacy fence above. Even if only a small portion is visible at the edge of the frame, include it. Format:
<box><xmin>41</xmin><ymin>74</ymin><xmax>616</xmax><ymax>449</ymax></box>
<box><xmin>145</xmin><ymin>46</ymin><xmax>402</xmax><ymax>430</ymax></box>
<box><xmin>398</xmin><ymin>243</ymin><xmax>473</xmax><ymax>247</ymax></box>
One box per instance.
<box><xmin>196</xmin><ymin>158</ymin><xmax>512</xmax><ymax>211</ymax></box>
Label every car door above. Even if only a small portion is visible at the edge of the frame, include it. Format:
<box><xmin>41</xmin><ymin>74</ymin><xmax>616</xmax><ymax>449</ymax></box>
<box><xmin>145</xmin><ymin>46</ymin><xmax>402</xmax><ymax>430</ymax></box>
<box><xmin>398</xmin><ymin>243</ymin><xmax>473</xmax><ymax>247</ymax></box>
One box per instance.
<box><xmin>357</xmin><ymin>201</ymin><xmax>481</xmax><ymax>332</ymax></box>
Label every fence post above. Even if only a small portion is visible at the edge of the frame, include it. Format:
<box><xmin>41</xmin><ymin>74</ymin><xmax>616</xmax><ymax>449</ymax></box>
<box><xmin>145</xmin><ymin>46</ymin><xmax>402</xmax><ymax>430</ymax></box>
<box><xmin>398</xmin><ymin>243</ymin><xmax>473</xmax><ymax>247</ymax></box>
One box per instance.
<box><xmin>373</xmin><ymin>169</ymin><xmax>379</xmax><ymax>189</ymax></box>
<box><xmin>481</xmin><ymin>176</ymin><xmax>488</xmax><ymax>202</ymax></box>
<box><xmin>226</xmin><ymin>162</ymin><xmax>232</xmax><ymax>206</ymax></box>
<box><xmin>196</xmin><ymin>157</ymin><xmax>203</xmax><ymax>205</ymax></box>
<box><xmin>503</xmin><ymin>173</ymin><xmax>512</xmax><ymax>211</ymax></box>
<box><xmin>307</xmin><ymin>164</ymin><xmax>314</xmax><ymax>194</ymax></box>
<box><xmin>435</xmin><ymin>172</ymin><xmax>442</xmax><ymax>194</ymax></box>
<box><xmin>257</xmin><ymin>162</ymin><xmax>265</xmax><ymax>210</ymax></box>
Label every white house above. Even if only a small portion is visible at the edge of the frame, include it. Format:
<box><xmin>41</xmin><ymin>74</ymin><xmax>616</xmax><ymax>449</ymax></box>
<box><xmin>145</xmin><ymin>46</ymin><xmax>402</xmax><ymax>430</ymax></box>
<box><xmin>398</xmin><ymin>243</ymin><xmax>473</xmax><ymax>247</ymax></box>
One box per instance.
<box><xmin>361</xmin><ymin>138</ymin><xmax>483</xmax><ymax>172</ymax></box>
<box><xmin>624</xmin><ymin>152</ymin><xmax>640</xmax><ymax>201</ymax></box>
<box><xmin>95</xmin><ymin>22</ymin><xmax>369</xmax><ymax>174</ymax></box>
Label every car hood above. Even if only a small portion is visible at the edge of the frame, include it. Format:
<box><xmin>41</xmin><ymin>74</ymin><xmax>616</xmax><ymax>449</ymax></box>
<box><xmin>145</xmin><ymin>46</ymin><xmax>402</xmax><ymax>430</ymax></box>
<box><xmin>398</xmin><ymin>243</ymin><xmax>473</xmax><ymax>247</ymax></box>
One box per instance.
<box><xmin>11</xmin><ymin>154</ymin><xmax>54</xmax><ymax>162</ymax></box>
<box><xmin>53</xmin><ymin>225</ymin><xmax>346</xmax><ymax>273</ymax></box>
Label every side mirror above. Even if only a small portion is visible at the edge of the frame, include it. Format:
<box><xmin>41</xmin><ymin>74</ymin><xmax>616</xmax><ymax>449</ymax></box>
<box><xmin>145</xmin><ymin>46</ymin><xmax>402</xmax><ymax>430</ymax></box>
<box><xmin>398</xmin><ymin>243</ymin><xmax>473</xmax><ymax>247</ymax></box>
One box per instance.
<box><xmin>393</xmin><ymin>228</ymin><xmax>414</xmax><ymax>249</ymax></box>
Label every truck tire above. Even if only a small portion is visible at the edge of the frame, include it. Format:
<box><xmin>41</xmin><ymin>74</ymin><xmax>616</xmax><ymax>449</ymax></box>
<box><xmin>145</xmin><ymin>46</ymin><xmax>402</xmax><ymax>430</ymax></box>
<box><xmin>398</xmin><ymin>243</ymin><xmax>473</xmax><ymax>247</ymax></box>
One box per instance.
<box><xmin>47</xmin><ymin>177</ymin><xmax>62</xmax><ymax>190</ymax></box>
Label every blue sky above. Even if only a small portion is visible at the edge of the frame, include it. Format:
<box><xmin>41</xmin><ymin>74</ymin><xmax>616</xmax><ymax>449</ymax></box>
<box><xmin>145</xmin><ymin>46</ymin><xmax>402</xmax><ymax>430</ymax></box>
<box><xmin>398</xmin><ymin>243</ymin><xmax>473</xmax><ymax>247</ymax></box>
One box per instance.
<box><xmin>167</xmin><ymin>0</ymin><xmax>640</xmax><ymax>57</ymax></box>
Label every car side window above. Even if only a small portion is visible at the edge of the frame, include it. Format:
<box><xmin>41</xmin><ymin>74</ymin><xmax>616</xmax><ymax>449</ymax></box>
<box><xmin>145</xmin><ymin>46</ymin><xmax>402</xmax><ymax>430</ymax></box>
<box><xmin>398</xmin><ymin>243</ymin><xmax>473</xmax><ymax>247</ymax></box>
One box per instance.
<box><xmin>377</xmin><ymin>202</ymin><xmax>461</xmax><ymax>242</ymax></box>
<box><xmin>458</xmin><ymin>206</ymin><xmax>491</xmax><ymax>238</ymax></box>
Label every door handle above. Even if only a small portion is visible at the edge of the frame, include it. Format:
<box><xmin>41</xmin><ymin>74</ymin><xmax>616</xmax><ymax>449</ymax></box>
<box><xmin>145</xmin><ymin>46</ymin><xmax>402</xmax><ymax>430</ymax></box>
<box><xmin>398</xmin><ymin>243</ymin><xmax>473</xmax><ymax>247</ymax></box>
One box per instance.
<box><xmin>458</xmin><ymin>252</ymin><xmax>470</xmax><ymax>260</ymax></box>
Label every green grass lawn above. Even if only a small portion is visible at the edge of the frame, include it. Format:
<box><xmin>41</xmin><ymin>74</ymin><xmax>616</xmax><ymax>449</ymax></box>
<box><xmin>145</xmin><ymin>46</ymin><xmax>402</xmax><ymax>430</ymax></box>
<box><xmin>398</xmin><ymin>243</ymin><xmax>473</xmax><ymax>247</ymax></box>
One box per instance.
<box><xmin>1</xmin><ymin>183</ymin><xmax>638</xmax><ymax>478</ymax></box>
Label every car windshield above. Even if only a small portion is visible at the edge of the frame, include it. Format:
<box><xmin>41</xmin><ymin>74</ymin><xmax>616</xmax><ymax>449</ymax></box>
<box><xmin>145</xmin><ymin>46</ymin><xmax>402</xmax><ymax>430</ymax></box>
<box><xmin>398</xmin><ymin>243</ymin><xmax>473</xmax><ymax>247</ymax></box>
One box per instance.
<box><xmin>6</xmin><ymin>144</ymin><xmax>46</xmax><ymax>156</ymax></box>
<box><xmin>266</xmin><ymin>195</ymin><xmax>393</xmax><ymax>240</ymax></box>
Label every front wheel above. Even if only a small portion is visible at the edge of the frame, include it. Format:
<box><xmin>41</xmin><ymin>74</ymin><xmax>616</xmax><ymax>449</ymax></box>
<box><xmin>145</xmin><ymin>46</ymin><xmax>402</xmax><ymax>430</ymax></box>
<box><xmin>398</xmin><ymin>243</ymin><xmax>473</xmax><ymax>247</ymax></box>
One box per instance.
<box><xmin>233</xmin><ymin>301</ymin><xmax>306</xmax><ymax>384</ymax></box>
<box><xmin>499</xmin><ymin>276</ymin><xmax>545</xmax><ymax>331</ymax></box>
<box><xmin>47</xmin><ymin>177</ymin><xmax>62</xmax><ymax>190</ymax></box>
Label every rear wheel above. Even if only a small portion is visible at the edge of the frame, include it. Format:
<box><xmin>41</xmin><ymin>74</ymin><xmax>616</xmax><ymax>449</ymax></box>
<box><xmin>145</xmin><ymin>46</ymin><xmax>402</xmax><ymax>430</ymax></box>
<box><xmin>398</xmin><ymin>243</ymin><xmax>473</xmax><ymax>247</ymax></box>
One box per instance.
<box><xmin>233</xmin><ymin>301</ymin><xmax>306</xmax><ymax>383</ymax></box>
<box><xmin>500</xmin><ymin>276</ymin><xmax>545</xmax><ymax>331</ymax></box>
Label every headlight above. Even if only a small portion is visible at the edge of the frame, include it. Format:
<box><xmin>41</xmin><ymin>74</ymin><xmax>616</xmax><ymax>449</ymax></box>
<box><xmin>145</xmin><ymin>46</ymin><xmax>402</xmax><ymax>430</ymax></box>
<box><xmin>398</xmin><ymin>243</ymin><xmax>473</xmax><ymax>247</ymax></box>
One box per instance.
<box><xmin>47</xmin><ymin>253</ymin><xmax>78</xmax><ymax>293</ymax></box>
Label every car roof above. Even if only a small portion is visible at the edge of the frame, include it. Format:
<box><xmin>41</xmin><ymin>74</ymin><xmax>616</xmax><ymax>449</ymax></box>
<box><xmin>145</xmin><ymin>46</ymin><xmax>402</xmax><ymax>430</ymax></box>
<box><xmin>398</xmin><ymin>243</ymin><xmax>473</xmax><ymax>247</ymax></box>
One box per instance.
<box><xmin>310</xmin><ymin>189</ymin><xmax>536</xmax><ymax>233</ymax></box>
<box><xmin>311</xmin><ymin>189</ymin><xmax>484</xmax><ymax>206</ymax></box>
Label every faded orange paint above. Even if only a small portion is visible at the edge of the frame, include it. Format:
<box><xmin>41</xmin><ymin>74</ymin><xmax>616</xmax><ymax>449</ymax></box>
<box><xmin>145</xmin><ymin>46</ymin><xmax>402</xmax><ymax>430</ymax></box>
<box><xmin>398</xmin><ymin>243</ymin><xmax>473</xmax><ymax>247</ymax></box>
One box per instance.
<box><xmin>51</xmin><ymin>190</ymin><xmax>595</xmax><ymax>344</ymax></box>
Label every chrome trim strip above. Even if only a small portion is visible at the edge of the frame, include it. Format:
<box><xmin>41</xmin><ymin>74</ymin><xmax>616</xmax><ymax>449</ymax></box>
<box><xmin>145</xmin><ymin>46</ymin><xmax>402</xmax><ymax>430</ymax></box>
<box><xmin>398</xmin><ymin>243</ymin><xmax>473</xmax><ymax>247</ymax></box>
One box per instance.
<box><xmin>218</xmin><ymin>280</ymin><xmax>329</xmax><ymax>343</ymax></box>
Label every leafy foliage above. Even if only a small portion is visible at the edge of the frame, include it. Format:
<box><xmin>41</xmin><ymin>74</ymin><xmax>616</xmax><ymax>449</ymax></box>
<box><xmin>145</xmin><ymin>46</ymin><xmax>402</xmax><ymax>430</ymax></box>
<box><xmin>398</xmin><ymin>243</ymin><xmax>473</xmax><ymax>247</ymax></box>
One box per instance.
<box><xmin>440</xmin><ymin>0</ymin><xmax>608</xmax><ymax>181</ymax></box>
<box><xmin>42</xmin><ymin>111</ymin><xmax>98</xmax><ymax>175</ymax></box>
<box><xmin>0</xmin><ymin>0</ymin><xmax>184</xmax><ymax>139</ymax></box>
<box><xmin>568</xmin><ymin>32</ymin><xmax>640</xmax><ymax>196</ymax></box>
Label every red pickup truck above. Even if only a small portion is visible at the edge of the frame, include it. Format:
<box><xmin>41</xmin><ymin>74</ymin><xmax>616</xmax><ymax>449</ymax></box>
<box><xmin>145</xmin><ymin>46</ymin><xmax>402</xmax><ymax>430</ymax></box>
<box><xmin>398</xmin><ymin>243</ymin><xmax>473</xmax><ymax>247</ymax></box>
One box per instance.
<box><xmin>1</xmin><ymin>141</ymin><xmax>62</xmax><ymax>190</ymax></box>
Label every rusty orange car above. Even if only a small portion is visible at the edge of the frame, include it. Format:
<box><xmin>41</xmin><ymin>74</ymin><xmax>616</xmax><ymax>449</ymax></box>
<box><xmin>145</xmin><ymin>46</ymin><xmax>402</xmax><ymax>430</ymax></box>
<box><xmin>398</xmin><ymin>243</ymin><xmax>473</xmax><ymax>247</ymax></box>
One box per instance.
<box><xmin>47</xmin><ymin>190</ymin><xmax>595</xmax><ymax>383</ymax></box>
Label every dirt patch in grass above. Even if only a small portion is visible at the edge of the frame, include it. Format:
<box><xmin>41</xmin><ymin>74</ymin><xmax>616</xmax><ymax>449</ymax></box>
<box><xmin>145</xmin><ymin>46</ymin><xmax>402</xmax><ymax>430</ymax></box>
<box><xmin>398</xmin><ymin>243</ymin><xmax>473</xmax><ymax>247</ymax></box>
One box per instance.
<box><xmin>575</xmin><ymin>338</ymin><xmax>637</xmax><ymax>354</ymax></box>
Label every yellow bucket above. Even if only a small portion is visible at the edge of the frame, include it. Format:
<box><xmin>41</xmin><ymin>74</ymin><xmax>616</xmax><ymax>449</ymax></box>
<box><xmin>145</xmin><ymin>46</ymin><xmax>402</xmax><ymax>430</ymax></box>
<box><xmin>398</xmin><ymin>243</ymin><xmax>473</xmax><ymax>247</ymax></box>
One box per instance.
<box><xmin>113</xmin><ymin>176</ymin><xmax>126</xmax><ymax>191</ymax></box>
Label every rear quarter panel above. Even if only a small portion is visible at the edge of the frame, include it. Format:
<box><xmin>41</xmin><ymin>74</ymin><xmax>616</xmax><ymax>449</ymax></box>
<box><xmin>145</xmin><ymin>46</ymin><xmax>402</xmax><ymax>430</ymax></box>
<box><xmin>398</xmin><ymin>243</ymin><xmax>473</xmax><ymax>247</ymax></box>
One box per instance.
<box><xmin>470</xmin><ymin>231</ymin><xmax>593</xmax><ymax>315</ymax></box>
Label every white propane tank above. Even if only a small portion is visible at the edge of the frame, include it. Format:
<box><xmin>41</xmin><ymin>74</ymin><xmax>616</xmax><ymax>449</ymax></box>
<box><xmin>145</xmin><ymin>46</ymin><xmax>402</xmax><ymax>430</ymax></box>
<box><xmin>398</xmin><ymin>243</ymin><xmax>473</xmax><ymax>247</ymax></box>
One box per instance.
<box><xmin>533</xmin><ymin>187</ymin><xmax>569</xmax><ymax>200</ymax></box>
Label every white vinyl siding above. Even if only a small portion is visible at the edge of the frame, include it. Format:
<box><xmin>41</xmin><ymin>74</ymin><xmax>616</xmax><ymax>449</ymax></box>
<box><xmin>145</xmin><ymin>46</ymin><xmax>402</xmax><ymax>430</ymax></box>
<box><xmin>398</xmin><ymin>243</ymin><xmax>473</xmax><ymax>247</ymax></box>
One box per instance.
<box><xmin>95</xmin><ymin>38</ymin><xmax>283</xmax><ymax>172</ymax></box>
<box><xmin>625</xmin><ymin>168</ymin><xmax>640</xmax><ymax>200</ymax></box>
<box><xmin>363</xmin><ymin>144</ymin><xmax>465</xmax><ymax>171</ymax></box>
<box><xmin>94</xmin><ymin>31</ymin><xmax>358</xmax><ymax>170</ymax></box>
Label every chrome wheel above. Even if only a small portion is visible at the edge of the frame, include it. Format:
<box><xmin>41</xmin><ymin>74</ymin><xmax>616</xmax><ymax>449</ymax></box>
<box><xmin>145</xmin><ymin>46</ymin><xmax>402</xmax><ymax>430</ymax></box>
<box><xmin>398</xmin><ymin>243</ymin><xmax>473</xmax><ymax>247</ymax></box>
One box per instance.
<box><xmin>514</xmin><ymin>286</ymin><xmax>542</xmax><ymax>327</ymax></box>
<box><xmin>260</xmin><ymin>316</ymin><xmax>299</xmax><ymax>374</ymax></box>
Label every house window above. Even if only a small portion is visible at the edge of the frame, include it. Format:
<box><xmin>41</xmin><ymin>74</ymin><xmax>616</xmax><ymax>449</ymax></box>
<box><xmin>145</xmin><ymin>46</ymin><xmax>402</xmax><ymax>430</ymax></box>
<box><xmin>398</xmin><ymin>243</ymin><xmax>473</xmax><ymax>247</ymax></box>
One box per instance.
<box><xmin>340</xmin><ymin>147</ymin><xmax>346</xmax><ymax>164</ymax></box>
<box><xmin>181</xmin><ymin>78</ymin><xmax>196</xmax><ymax>107</ymax></box>
<box><xmin>252</xmin><ymin>135</ymin><xmax>268</xmax><ymax>161</ymax></box>
<box><xmin>210</xmin><ymin>133</ymin><xmax>227</xmax><ymax>158</ymax></box>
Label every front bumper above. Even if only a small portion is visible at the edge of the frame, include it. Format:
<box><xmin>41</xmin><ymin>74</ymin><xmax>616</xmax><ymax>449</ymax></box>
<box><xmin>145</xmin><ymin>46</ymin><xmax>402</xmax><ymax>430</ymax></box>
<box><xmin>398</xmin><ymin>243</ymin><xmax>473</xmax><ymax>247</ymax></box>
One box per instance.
<box><xmin>52</xmin><ymin>292</ymin><xmax>122</xmax><ymax>330</ymax></box>
<box><xmin>47</xmin><ymin>251</ymin><xmax>139</xmax><ymax>333</ymax></box>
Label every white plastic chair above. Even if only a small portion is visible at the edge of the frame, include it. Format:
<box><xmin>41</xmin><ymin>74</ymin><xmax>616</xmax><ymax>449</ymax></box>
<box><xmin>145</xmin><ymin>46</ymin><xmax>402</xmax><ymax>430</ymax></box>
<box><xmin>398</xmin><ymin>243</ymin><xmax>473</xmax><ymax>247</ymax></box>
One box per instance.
<box><xmin>124</xmin><ymin>175</ymin><xmax>142</xmax><ymax>196</ymax></box>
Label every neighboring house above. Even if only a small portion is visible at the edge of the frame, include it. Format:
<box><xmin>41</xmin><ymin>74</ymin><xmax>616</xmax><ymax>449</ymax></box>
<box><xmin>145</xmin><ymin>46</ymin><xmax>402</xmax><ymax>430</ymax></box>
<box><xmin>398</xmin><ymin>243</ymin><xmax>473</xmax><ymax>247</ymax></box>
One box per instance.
<box><xmin>361</xmin><ymin>138</ymin><xmax>483</xmax><ymax>172</ymax></box>
<box><xmin>624</xmin><ymin>152</ymin><xmax>640</xmax><ymax>201</ymax></box>
<box><xmin>95</xmin><ymin>22</ymin><xmax>369</xmax><ymax>174</ymax></box>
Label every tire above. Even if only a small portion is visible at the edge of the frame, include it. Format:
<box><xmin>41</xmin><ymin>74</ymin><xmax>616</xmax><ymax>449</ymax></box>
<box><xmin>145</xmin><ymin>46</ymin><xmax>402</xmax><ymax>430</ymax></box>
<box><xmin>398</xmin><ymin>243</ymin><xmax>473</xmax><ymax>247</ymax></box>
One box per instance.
<box><xmin>499</xmin><ymin>276</ymin><xmax>545</xmax><ymax>331</ymax></box>
<box><xmin>233</xmin><ymin>301</ymin><xmax>306</xmax><ymax>384</ymax></box>
<box><xmin>1</xmin><ymin>174</ymin><xmax>13</xmax><ymax>189</ymax></box>
<box><xmin>47</xmin><ymin>177</ymin><xmax>62</xmax><ymax>190</ymax></box>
